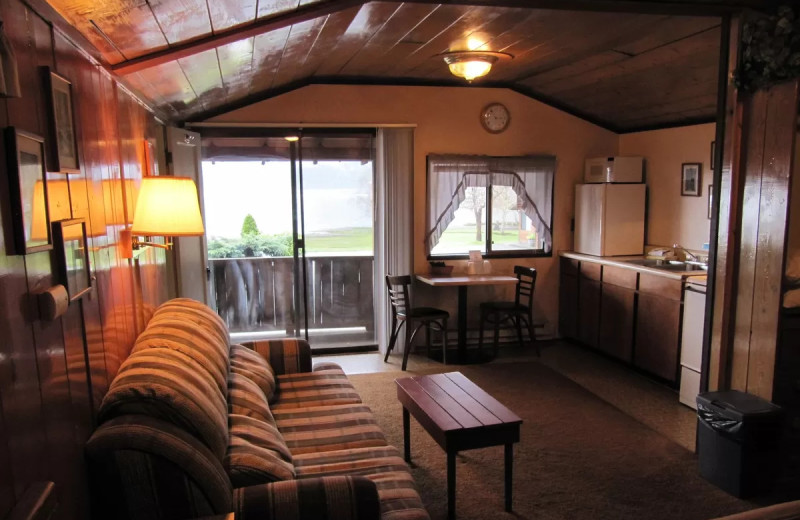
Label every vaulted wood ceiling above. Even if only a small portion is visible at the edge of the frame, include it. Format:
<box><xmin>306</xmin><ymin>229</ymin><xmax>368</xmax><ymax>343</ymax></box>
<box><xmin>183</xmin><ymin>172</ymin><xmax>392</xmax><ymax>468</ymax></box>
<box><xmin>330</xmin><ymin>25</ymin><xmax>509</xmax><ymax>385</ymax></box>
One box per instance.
<box><xmin>43</xmin><ymin>0</ymin><xmax>772</xmax><ymax>132</ymax></box>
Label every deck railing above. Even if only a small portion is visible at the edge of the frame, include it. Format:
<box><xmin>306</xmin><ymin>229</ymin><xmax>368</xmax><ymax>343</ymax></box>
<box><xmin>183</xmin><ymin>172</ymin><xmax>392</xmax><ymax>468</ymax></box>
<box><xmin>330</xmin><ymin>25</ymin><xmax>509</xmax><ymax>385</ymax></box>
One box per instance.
<box><xmin>208</xmin><ymin>254</ymin><xmax>374</xmax><ymax>335</ymax></box>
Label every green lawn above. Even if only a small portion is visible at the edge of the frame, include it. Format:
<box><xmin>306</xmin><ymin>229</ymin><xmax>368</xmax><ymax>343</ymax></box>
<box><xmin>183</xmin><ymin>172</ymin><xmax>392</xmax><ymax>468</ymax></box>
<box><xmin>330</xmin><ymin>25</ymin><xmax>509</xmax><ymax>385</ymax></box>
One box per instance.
<box><xmin>436</xmin><ymin>227</ymin><xmax>522</xmax><ymax>248</ymax></box>
<box><xmin>304</xmin><ymin>225</ymin><xmax>528</xmax><ymax>254</ymax></box>
<box><xmin>305</xmin><ymin>227</ymin><xmax>373</xmax><ymax>253</ymax></box>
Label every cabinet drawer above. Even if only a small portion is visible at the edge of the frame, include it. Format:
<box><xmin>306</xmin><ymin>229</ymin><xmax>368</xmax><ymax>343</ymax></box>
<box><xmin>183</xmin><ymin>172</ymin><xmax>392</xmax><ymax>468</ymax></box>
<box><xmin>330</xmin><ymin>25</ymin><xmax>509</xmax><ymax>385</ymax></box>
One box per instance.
<box><xmin>638</xmin><ymin>273</ymin><xmax>682</xmax><ymax>301</ymax></box>
<box><xmin>561</xmin><ymin>257</ymin><xmax>579</xmax><ymax>276</ymax></box>
<box><xmin>602</xmin><ymin>265</ymin><xmax>637</xmax><ymax>289</ymax></box>
<box><xmin>580</xmin><ymin>261</ymin><xmax>602</xmax><ymax>281</ymax></box>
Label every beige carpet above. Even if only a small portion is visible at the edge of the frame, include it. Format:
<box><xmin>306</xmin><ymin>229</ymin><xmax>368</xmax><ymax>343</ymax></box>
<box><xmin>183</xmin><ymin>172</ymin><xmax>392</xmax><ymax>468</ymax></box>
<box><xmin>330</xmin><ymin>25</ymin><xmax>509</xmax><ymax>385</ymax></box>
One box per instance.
<box><xmin>350</xmin><ymin>362</ymin><xmax>754</xmax><ymax>520</ymax></box>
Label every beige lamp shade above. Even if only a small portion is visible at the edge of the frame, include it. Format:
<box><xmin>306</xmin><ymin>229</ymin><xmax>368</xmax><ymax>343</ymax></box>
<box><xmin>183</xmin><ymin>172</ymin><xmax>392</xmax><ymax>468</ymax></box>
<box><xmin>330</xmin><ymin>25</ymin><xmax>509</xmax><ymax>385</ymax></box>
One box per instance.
<box><xmin>102</xmin><ymin>178</ymin><xmax>139</xmax><ymax>226</ymax></box>
<box><xmin>131</xmin><ymin>176</ymin><xmax>204</xmax><ymax>237</ymax></box>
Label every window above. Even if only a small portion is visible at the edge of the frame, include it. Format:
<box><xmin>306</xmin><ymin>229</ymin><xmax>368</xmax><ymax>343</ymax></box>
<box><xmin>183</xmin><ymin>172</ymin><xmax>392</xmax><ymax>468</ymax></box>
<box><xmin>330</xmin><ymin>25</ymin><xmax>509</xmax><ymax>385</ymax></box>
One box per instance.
<box><xmin>426</xmin><ymin>155</ymin><xmax>555</xmax><ymax>258</ymax></box>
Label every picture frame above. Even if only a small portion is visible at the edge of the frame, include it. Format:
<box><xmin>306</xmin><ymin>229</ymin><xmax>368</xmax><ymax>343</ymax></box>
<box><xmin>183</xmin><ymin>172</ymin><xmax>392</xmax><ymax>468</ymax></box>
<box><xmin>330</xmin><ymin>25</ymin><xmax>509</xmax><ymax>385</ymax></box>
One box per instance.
<box><xmin>681</xmin><ymin>163</ymin><xmax>702</xmax><ymax>197</ymax></box>
<box><xmin>52</xmin><ymin>218</ymin><xmax>92</xmax><ymax>301</ymax></box>
<box><xmin>44</xmin><ymin>68</ymin><xmax>79</xmax><ymax>173</ymax></box>
<box><xmin>2</xmin><ymin>127</ymin><xmax>52</xmax><ymax>254</ymax></box>
<box><xmin>708</xmin><ymin>184</ymin><xmax>713</xmax><ymax>219</ymax></box>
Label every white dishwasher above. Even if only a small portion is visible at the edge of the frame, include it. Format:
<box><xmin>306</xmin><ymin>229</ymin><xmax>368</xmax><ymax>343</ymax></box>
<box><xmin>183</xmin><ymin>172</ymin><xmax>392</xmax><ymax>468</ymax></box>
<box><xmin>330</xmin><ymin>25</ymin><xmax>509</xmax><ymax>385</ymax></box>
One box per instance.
<box><xmin>680</xmin><ymin>278</ymin><xmax>706</xmax><ymax>409</ymax></box>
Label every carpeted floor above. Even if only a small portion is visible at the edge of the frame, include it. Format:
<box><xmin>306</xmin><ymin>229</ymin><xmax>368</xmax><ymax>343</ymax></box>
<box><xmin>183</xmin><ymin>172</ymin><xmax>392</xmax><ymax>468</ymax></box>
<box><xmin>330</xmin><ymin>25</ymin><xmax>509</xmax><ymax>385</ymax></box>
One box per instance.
<box><xmin>350</xmin><ymin>361</ymin><xmax>754</xmax><ymax>520</ymax></box>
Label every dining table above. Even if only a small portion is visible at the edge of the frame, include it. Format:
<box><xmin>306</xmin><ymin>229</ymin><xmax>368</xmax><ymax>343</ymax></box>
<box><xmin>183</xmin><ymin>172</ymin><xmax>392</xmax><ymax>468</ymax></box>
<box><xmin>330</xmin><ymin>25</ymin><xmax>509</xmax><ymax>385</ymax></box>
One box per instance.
<box><xmin>415</xmin><ymin>273</ymin><xmax>519</xmax><ymax>363</ymax></box>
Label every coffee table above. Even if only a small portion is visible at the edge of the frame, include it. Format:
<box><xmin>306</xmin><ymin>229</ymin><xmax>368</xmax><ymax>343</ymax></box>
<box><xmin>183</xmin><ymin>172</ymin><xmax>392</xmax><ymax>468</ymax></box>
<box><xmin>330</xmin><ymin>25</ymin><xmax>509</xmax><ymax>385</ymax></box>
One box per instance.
<box><xmin>395</xmin><ymin>372</ymin><xmax>522</xmax><ymax>519</ymax></box>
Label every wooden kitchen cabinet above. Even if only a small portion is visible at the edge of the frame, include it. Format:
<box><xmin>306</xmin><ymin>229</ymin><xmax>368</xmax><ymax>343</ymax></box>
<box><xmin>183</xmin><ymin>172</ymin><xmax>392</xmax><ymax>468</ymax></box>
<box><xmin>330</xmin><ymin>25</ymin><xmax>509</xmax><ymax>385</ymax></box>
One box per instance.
<box><xmin>634</xmin><ymin>274</ymin><xmax>683</xmax><ymax>382</ymax></box>
<box><xmin>558</xmin><ymin>256</ymin><xmax>685</xmax><ymax>386</ymax></box>
<box><xmin>599</xmin><ymin>279</ymin><xmax>636</xmax><ymax>362</ymax></box>
<box><xmin>559</xmin><ymin>262</ymin><xmax>578</xmax><ymax>339</ymax></box>
<box><xmin>578</xmin><ymin>262</ymin><xmax>602</xmax><ymax>348</ymax></box>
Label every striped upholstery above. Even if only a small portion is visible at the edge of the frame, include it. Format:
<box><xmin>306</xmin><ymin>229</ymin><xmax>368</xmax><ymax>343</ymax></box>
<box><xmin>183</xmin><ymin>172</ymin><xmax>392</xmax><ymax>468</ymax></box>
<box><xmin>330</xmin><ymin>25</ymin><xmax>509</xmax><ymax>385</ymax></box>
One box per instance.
<box><xmin>233</xmin><ymin>476</ymin><xmax>381</xmax><ymax>520</ymax></box>
<box><xmin>99</xmin><ymin>347</ymin><xmax>229</xmax><ymax>459</ymax></box>
<box><xmin>272</xmin><ymin>367</ymin><xmax>362</xmax><ymax>410</ymax></box>
<box><xmin>274</xmin><ymin>404</ymin><xmax>386</xmax><ymax>455</ymax></box>
<box><xmin>153</xmin><ymin>298</ymin><xmax>230</xmax><ymax>348</ymax></box>
<box><xmin>226</xmin><ymin>415</ymin><xmax>295</xmax><ymax>487</ymax></box>
<box><xmin>133</xmin><ymin>319</ymin><xmax>229</xmax><ymax>397</ymax></box>
<box><xmin>86</xmin><ymin>415</ymin><xmax>233</xmax><ymax>518</ymax></box>
<box><xmin>91</xmin><ymin>298</ymin><xmax>429</xmax><ymax>520</ymax></box>
<box><xmin>229</xmin><ymin>372</ymin><xmax>274</xmax><ymax>424</ymax></box>
<box><xmin>230</xmin><ymin>344</ymin><xmax>276</xmax><ymax>401</ymax></box>
<box><xmin>242</xmin><ymin>339</ymin><xmax>312</xmax><ymax>375</ymax></box>
<box><xmin>293</xmin><ymin>447</ymin><xmax>429</xmax><ymax>520</ymax></box>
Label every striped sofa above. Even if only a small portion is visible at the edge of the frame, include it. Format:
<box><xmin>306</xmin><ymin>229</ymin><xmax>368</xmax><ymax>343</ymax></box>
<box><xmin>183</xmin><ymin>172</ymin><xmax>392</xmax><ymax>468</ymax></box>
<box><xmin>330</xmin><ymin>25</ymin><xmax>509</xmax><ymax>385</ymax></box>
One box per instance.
<box><xmin>86</xmin><ymin>298</ymin><xmax>429</xmax><ymax>520</ymax></box>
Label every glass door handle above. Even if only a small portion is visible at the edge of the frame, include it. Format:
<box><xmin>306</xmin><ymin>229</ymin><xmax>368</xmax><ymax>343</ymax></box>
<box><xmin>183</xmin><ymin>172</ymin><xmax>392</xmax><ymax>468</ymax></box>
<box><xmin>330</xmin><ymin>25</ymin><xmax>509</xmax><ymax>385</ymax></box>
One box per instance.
<box><xmin>295</xmin><ymin>238</ymin><xmax>305</xmax><ymax>249</ymax></box>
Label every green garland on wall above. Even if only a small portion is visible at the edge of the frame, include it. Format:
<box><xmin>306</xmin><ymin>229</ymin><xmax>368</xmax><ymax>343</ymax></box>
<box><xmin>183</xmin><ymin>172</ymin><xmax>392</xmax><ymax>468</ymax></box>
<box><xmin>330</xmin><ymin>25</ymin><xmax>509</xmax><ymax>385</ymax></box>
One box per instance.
<box><xmin>734</xmin><ymin>4</ymin><xmax>800</xmax><ymax>93</ymax></box>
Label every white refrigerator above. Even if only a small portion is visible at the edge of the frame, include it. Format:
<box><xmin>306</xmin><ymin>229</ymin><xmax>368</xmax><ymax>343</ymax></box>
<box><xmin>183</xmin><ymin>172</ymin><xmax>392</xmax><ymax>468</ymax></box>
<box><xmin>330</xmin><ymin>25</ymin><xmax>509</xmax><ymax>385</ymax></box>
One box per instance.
<box><xmin>574</xmin><ymin>183</ymin><xmax>646</xmax><ymax>256</ymax></box>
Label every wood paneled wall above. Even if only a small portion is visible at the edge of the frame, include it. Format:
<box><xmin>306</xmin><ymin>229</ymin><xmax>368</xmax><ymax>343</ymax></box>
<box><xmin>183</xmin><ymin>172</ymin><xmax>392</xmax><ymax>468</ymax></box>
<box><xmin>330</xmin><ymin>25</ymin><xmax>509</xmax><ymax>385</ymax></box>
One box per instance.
<box><xmin>0</xmin><ymin>0</ymin><xmax>168</xmax><ymax>517</ymax></box>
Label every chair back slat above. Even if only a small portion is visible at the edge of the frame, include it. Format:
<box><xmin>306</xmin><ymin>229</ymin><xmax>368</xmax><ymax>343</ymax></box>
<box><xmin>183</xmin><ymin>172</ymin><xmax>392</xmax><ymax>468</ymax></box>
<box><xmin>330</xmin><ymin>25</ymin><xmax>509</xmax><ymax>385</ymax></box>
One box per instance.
<box><xmin>386</xmin><ymin>275</ymin><xmax>412</xmax><ymax>316</ymax></box>
<box><xmin>513</xmin><ymin>266</ymin><xmax>537</xmax><ymax>313</ymax></box>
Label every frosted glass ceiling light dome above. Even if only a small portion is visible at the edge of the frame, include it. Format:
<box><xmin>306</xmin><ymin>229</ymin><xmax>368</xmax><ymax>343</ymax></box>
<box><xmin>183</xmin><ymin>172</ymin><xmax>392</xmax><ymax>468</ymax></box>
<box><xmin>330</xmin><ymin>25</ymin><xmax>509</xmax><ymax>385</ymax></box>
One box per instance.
<box><xmin>441</xmin><ymin>51</ymin><xmax>512</xmax><ymax>82</ymax></box>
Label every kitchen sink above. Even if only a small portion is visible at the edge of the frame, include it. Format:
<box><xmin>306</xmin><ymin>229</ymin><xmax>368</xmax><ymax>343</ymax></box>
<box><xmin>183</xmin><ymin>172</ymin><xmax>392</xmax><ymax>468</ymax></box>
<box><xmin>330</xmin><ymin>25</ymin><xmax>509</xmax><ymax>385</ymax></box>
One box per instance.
<box><xmin>624</xmin><ymin>259</ymin><xmax>707</xmax><ymax>272</ymax></box>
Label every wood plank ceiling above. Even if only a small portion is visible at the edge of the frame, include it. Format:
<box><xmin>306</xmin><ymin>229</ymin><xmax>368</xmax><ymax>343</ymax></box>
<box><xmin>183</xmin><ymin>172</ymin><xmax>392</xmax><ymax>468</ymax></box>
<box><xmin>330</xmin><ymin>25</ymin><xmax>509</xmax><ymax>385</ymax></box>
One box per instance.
<box><xmin>43</xmin><ymin>0</ymin><xmax>735</xmax><ymax>131</ymax></box>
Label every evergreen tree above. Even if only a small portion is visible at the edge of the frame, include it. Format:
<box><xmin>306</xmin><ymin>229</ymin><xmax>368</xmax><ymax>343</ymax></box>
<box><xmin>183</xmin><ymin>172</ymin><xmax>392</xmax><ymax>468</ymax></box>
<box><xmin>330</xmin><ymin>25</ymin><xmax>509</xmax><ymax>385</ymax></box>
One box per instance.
<box><xmin>241</xmin><ymin>214</ymin><xmax>259</xmax><ymax>237</ymax></box>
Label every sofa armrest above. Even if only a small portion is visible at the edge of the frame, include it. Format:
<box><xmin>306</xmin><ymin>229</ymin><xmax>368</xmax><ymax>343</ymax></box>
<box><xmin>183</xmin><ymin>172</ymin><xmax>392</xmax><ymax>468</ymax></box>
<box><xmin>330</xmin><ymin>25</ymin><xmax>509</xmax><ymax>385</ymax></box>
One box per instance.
<box><xmin>241</xmin><ymin>339</ymin><xmax>312</xmax><ymax>375</ymax></box>
<box><xmin>712</xmin><ymin>501</ymin><xmax>800</xmax><ymax>520</ymax></box>
<box><xmin>233</xmin><ymin>476</ymin><xmax>380</xmax><ymax>520</ymax></box>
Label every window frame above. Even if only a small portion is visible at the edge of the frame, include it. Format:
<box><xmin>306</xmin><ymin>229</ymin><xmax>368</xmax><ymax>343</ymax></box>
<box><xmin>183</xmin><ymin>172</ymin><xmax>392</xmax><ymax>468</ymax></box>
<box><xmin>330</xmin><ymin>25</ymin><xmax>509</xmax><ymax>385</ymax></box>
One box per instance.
<box><xmin>425</xmin><ymin>157</ymin><xmax>555</xmax><ymax>260</ymax></box>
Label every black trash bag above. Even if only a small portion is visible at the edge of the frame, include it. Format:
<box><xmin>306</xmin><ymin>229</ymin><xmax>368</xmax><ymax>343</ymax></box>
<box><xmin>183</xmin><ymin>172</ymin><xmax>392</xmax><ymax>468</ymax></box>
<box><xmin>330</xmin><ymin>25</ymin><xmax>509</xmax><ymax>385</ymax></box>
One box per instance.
<box><xmin>697</xmin><ymin>401</ymin><xmax>744</xmax><ymax>439</ymax></box>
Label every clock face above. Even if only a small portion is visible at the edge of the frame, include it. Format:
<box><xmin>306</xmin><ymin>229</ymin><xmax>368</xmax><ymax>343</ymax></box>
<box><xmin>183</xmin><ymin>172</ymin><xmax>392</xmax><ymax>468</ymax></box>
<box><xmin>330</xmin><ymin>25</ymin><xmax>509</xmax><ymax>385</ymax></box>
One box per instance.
<box><xmin>481</xmin><ymin>103</ymin><xmax>510</xmax><ymax>133</ymax></box>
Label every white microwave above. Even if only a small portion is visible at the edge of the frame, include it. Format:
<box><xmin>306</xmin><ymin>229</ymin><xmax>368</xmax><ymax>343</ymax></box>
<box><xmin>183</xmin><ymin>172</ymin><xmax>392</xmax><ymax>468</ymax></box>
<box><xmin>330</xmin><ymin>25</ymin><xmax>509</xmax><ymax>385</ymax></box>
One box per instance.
<box><xmin>584</xmin><ymin>156</ymin><xmax>643</xmax><ymax>183</ymax></box>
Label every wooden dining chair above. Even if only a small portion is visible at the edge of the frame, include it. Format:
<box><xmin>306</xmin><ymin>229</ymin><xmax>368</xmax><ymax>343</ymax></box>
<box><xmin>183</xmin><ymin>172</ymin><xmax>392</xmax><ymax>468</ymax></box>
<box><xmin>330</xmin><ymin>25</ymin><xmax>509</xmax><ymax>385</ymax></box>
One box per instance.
<box><xmin>384</xmin><ymin>275</ymin><xmax>449</xmax><ymax>371</ymax></box>
<box><xmin>478</xmin><ymin>266</ymin><xmax>538</xmax><ymax>358</ymax></box>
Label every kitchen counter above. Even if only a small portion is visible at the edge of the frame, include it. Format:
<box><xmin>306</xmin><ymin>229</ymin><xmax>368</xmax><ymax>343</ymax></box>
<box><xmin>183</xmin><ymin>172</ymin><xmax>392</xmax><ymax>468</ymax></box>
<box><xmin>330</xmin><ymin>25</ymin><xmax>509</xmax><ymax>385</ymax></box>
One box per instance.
<box><xmin>559</xmin><ymin>251</ymin><xmax>707</xmax><ymax>280</ymax></box>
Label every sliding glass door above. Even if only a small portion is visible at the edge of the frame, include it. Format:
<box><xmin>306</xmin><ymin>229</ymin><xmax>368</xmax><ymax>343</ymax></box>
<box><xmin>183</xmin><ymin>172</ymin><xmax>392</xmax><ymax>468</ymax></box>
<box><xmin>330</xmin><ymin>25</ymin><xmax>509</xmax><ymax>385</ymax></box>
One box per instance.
<box><xmin>201</xmin><ymin>130</ymin><xmax>376</xmax><ymax>350</ymax></box>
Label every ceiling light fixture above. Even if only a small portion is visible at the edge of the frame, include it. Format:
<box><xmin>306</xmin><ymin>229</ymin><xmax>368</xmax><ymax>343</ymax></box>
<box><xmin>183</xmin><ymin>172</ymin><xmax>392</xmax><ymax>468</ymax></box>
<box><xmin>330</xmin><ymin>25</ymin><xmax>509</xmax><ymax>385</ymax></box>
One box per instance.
<box><xmin>441</xmin><ymin>51</ymin><xmax>512</xmax><ymax>82</ymax></box>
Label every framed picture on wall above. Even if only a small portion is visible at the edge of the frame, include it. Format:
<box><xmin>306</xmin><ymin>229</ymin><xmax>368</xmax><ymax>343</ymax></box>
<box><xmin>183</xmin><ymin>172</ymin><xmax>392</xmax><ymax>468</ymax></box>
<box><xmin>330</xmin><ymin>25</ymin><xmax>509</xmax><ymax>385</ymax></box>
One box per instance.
<box><xmin>44</xmin><ymin>67</ymin><xmax>80</xmax><ymax>173</ymax></box>
<box><xmin>681</xmin><ymin>163</ymin><xmax>702</xmax><ymax>196</ymax></box>
<box><xmin>2</xmin><ymin>127</ymin><xmax>52</xmax><ymax>255</ymax></box>
<box><xmin>52</xmin><ymin>218</ymin><xmax>92</xmax><ymax>301</ymax></box>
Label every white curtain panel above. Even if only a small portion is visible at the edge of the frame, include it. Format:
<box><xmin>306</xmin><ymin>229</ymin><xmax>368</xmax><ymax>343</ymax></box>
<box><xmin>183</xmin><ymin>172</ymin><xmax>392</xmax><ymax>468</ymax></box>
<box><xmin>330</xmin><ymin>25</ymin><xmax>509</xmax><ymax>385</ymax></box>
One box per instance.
<box><xmin>374</xmin><ymin>128</ymin><xmax>414</xmax><ymax>354</ymax></box>
<box><xmin>426</xmin><ymin>154</ymin><xmax>555</xmax><ymax>253</ymax></box>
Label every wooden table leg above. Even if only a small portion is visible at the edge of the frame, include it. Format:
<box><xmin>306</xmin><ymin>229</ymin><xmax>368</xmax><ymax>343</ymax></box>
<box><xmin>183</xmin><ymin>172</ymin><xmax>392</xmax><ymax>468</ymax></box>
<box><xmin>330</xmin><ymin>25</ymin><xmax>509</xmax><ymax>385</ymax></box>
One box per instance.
<box><xmin>403</xmin><ymin>407</ymin><xmax>410</xmax><ymax>463</ymax></box>
<box><xmin>505</xmin><ymin>443</ymin><xmax>513</xmax><ymax>512</ymax></box>
<box><xmin>447</xmin><ymin>450</ymin><xmax>456</xmax><ymax>520</ymax></box>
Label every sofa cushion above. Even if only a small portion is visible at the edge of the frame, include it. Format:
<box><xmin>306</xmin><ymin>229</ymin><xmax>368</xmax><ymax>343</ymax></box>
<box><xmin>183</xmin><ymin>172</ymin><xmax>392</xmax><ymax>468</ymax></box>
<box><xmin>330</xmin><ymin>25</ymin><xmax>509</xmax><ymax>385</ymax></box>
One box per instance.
<box><xmin>153</xmin><ymin>298</ymin><xmax>230</xmax><ymax>348</ymax></box>
<box><xmin>273</xmin><ymin>404</ymin><xmax>387</xmax><ymax>455</ymax></box>
<box><xmin>225</xmin><ymin>414</ymin><xmax>295</xmax><ymax>487</ymax></box>
<box><xmin>134</xmin><ymin>319</ymin><xmax>229</xmax><ymax>397</ymax></box>
<box><xmin>272</xmin><ymin>366</ymin><xmax>362</xmax><ymax>410</ymax></box>
<box><xmin>99</xmin><ymin>347</ymin><xmax>229</xmax><ymax>459</ymax></box>
<box><xmin>228</xmin><ymin>372</ymin><xmax>274</xmax><ymax>425</ymax></box>
<box><xmin>229</xmin><ymin>414</ymin><xmax>292</xmax><ymax>462</ymax></box>
<box><xmin>293</xmin><ymin>447</ymin><xmax>429</xmax><ymax>520</ymax></box>
<box><xmin>230</xmin><ymin>344</ymin><xmax>276</xmax><ymax>401</ymax></box>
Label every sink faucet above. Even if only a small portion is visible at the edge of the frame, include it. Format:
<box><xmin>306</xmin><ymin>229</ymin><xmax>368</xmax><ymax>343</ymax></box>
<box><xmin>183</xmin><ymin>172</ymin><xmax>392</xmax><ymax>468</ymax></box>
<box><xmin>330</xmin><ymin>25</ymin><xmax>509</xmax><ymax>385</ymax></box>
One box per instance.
<box><xmin>672</xmin><ymin>243</ymin><xmax>699</xmax><ymax>262</ymax></box>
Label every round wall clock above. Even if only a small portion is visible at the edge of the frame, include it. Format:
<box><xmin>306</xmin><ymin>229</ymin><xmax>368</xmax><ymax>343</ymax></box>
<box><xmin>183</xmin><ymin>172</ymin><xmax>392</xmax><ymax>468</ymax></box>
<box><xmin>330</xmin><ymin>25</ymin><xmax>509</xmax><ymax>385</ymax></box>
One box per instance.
<box><xmin>480</xmin><ymin>103</ymin><xmax>510</xmax><ymax>133</ymax></box>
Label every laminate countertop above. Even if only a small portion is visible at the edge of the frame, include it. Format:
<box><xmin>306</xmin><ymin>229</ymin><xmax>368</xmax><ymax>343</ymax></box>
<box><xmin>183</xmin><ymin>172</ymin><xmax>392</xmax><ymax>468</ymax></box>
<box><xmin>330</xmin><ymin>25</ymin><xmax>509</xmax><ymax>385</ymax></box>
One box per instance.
<box><xmin>559</xmin><ymin>251</ymin><xmax>709</xmax><ymax>282</ymax></box>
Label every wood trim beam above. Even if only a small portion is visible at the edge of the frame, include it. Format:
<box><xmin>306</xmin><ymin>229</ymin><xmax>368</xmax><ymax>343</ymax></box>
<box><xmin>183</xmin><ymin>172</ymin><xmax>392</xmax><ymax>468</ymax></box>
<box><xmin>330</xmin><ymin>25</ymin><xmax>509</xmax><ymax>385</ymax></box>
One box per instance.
<box><xmin>401</xmin><ymin>0</ymin><xmax>776</xmax><ymax>16</ymax></box>
<box><xmin>183</xmin><ymin>76</ymin><xmax>621</xmax><ymax>132</ymax></box>
<box><xmin>20</xmin><ymin>0</ymin><xmax>105</xmax><ymax>63</ymax></box>
<box><xmin>110</xmin><ymin>0</ymin><xmax>367</xmax><ymax>75</ymax></box>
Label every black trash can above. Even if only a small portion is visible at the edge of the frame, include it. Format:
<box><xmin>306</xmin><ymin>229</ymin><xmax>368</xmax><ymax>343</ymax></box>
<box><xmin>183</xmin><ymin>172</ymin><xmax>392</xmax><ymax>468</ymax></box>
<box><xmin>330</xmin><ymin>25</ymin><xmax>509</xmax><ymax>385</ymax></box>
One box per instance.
<box><xmin>696</xmin><ymin>390</ymin><xmax>783</xmax><ymax>498</ymax></box>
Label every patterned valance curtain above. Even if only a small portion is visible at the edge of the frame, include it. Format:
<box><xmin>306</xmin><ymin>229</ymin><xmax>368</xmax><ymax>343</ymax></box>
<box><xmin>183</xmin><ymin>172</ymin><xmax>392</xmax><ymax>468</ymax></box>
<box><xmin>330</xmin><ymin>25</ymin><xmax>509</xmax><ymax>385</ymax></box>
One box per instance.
<box><xmin>426</xmin><ymin>154</ymin><xmax>555</xmax><ymax>253</ymax></box>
